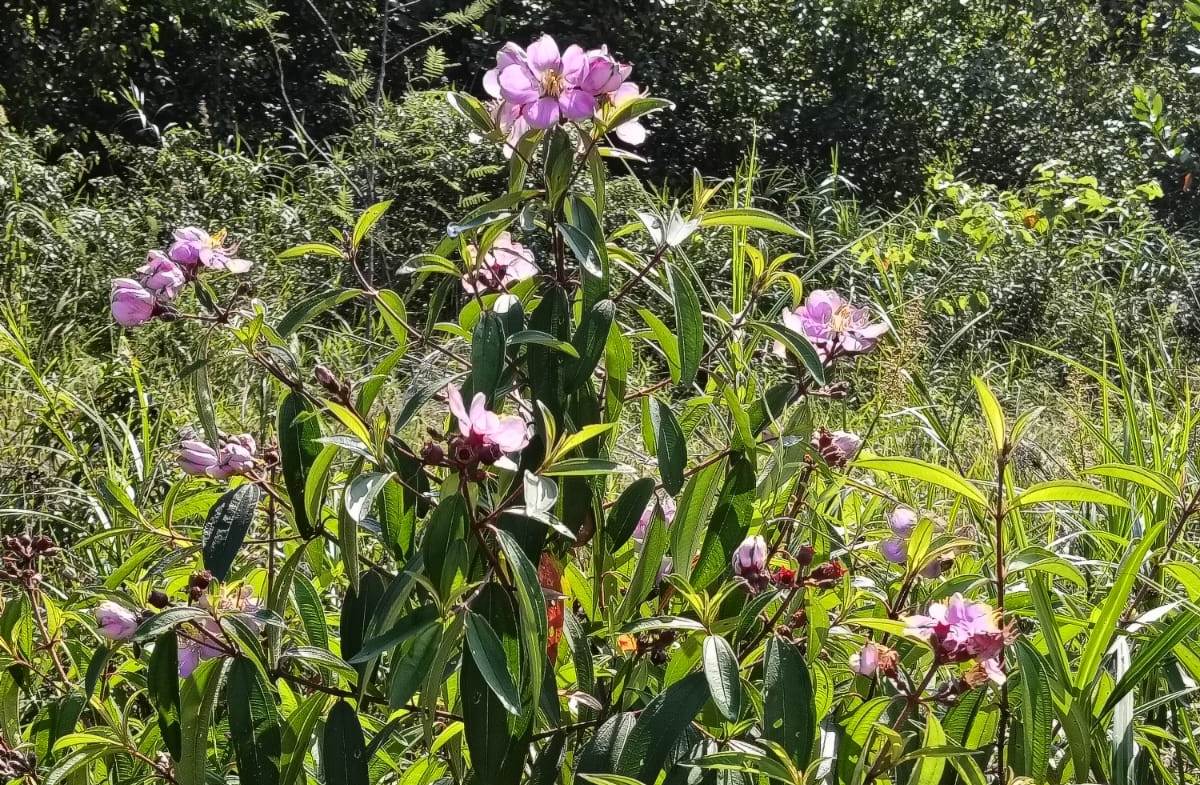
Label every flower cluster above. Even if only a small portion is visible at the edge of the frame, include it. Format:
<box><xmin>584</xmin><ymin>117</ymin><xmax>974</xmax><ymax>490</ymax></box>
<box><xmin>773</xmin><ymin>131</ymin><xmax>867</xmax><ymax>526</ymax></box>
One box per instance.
<box><xmin>461</xmin><ymin>233</ymin><xmax>539</xmax><ymax>295</ymax></box>
<box><xmin>0</xmin><ymin>534</ymin><xmax>59</xmax><ymax>590</ymax></box>
<box><xmin>810</xmin><ymin>427</ymin><xmax>862</xmax><ymax>468</ymax></box>
<box><xmin>428</xmin><ymin>385</ymin><xmax>531</xmax><ymax>473</ymax></box>
<box><xmin>779</xmin><ymin>290</ymin><xmax>888</xmax><ymax>366</ymax></box>
<box><xmin>110</xmin><ymin>227</ymin><xmax>251</xmax><ymax>327</ymax></box>
<box><xmin>850</xmin><ymin>642</ymin><xmax>900</xmax><ymax>678</ymax></box>
<box><xmin>483</xmin><ymin>35</ymin><xmax>644</xmax><ymax>150</ymax></box>
<box><xmin>905</xmin><ymin>594</ymin><xmax>1015</xmax><ymax>684</ymax></box>
<box><xmin>178</xmin><ymin>433</ymin><xmax>258</xmax><ymax>480</ymax></box>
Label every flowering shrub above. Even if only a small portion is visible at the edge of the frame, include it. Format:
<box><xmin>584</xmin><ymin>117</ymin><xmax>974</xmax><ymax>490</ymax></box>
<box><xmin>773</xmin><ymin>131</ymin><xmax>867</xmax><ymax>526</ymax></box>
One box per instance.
<box><xmin>2</xmin><ymin>32</ymin><xmax>1194</xmax><ymax>785</ymax></box>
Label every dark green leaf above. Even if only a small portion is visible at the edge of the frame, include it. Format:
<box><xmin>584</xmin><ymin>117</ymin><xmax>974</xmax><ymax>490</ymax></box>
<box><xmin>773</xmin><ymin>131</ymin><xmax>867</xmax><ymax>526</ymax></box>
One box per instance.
<box><xmin>148</xmin><ymin>631</ymin><xmax>182</xmax><ymax>760</ymax></box>
<box><xmin>649</xmin><ymin>399</ymin><xmax>687</xmax><ymax>497</ymax></box>
<box><xmin>568</xmin><ymin>299</ymin><xmax>616</xmax><ymax>393</ymax></box>
<box><xmin>465</xmin><ymin>611</ymin><xmax>523</xmax><ymax>715</ymax></box>
<box><xmin>388</xmin><ymin>623</ymin><xmax>442</xmax><ymax>710</ymax></box>
<box><xmin>202</xmin><ymin>484</ymin><xmax>261</xmax><ymax>581</ymax></box>
<box><xmin>278</xmin><ymin>392</ymin><xmax>322</xmax><ymax>537</ymax></box>
<box><xmin>703</xmin><ymin>635</ymin><xmax>742</xmax><ymax>721</ymax></box>
<box><xmin>691</xmin><ymin>453</ymin><xmax>755</xmax><ymax>589</ymax></box>
<box><xmin>606</xmin><ymin>478</ymin><xmax>656</xmax><ymax>549</ymax></box>
<box><xmin>320</xmin><ymin>700</ymin><xmax>368</xmax><ymax>785</ymax></box>
<box><xmin>347</xmin><ymin>605</ymin><xmax>438</xmax><ymax>664</ymax></box>
<box><xmin>763</xmin><ymin>637</ymin><xmax>816</xmax><ymax>769</ymax></box>
<box><xmin>227</xmin><ymin>658</ymin><xmax>281</xmax><ymax>785</ymax></box>
<box><xmin>666</xmin><ymin>262</ymin><xmax>703</xmax><ymax>387</ymax></box>
<box><xmin>470</xmin><ymin>311</ymin><xmax>506</xmax><ymax>406</ymax></box>
<box><xmin>616</xmin><ymin>672</ymin><xmax>710</xmax><ymax>783</ymax></box>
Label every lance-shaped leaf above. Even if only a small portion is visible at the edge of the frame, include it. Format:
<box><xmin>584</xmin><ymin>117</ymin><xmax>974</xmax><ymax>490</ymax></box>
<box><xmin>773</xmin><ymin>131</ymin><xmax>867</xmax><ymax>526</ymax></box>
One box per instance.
<box><xmin>703</xmin><ymin>635</ymin><xmax>742</xmax><ymax>721</ymax></box>
<box><xmin>763</xmin><ymin>636</ymin><xmax>815</xmax><ymax>769</ymax></box>
<box><xmin>615</xmin><ymin>671</ymin><xmax>710</xmax><ymax>782</ymax></box>
<box><xmin>201</xmin><ymin>484</ymin><xmax>260</xmax><ymax>582</ymax></box>
<box><xmin>320</xmin><ymin>700</ymin><xmax>368</xmax><ymax>785</ymax></box>
<box><xmin>465</xmin><ymin>610</ymin><xmax>522</xmax><ymax>715</ymax></box>
<box><xmin>278</xmin><ymin>391</ymin><xmax>322</xmax><ymax>537</ymax></box>
<box><xmin>227</xmin><ymin>658</ymin><xmax>281</xmax><ymax>785</ymax></box>
<box><xmin>854</xmin><ymin>456</ymin><xmax>987</xmax><ymax>507</ymax></box>
<box><xmin>691</xmin><ymin>452</ymin><xmax>756</xmax><ymax>589</ymax></box>
<box><xmin>606</xmin><ymin>477</ymin><xmax>656</xmax><ymax>549</ymax></box>
<box><xmin>649</xmin><ymin>398</ymin><xmax>686</xmax><ymax>497</ymax></box>
<box><xmin>148</xmin><ymin>631</ymin><xmax>182</xmax><ymax>760</ymax></box>
<box><xmin>567</xmin><ymin>299</ymin><xmax>615</xmax><ymax>393</ymax></box>
<box><xmin>666</xmin><ymin>262</ymin><xmax>703</xmax><ymax>387</ymax></box>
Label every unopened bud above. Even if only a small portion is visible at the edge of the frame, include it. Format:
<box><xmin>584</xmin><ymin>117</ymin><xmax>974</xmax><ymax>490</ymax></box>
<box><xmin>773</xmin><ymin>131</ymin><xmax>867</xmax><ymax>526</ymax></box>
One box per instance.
<box><xmin>148</xmin><ymin>590</ymin><xmax>170</xmax><ymax>609</ymax></box>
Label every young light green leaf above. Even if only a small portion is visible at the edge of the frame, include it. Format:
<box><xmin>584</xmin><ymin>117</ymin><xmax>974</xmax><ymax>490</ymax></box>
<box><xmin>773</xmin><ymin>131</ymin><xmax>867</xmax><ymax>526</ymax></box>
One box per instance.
<box><xmin>854</xmin><ymin>456</ymin><xmax>987</xmax><ymax>507</ymax></box>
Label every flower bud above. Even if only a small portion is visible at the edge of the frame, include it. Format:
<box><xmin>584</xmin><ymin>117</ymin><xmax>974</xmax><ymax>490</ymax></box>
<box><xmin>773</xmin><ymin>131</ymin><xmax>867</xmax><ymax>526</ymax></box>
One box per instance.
<box><xmin>110</xmin><ymin>278</ymin><xmax>157</xmax><ymax>327</ymax></box>
<box><xmin>178</xmin><ymin>440</ymin><xmax>220</xmax><ymax>477</ymax></box>
<box><xmin>794</xmin><ymin>544</ymin><xmax>815</xmax><ymax>567</ymax></box>
<box><xmin>148</xmin><ymin>590</ymin><xmax>170</xmax><ymax>609</ymax></box>
<box><xmin>888</xmin><ymin>506</ymin><xmax>918</xmax><ymax>537</ymax></box>
<box><xmin>879</xmin><ymin>537</ymin><xmax>908</xmax><ymax>564</ymax></box>
<box><xmin>190</xmin><ymin>570</ymin><xmax>213</xmax><ymax>591</ymax></box>
<box><xmin>95</xmin><ymin>601</ymin><xmax>140</xmax><ymax>640</ymax></box>
<box><xmin>806</xmin><ymin>560</ymin><xmax>846</xmax><ymax>588</ymax></box>
<box><xmin>420</xmin><ymin>441</ymin><xmax>445</xmax><ymax>465</ymax></box>
<box><xmin>731</xmin><ymin>535</ymin><xmax>768</xmax><ymax>579</ymax></box>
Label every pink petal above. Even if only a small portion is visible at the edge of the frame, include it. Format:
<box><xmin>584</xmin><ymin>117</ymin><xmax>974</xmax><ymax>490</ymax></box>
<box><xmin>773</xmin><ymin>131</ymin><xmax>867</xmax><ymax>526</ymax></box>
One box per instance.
<box><xmin>525</xmin><ymin>96</ymin><xmax>561</xmax><ymax>129</ymax></box>
<box><xmin>468</xmin><ymin>393</ymin><xmax>489</xmax><ymax>425</ymax></box>
<box><xmin>483</xmin><ymin>68</ymin><xmax>502</xmax><ymax>99</ymax></box>
<box><xmin>490</xmin><ymin>416</ymin><xmax>530</xmax><ymax>452</ymax></box>
<box><xmin>615</xmin><ymin>121</ymin><xmax>647</xmax><ymax>146</ymax></box>
<box><xmin>498</xmin><ymin>64</ymin><xmax>541</xmax><ymax>104</ymax></box>
<box><xmin>446</xmin><ymin>385</ymin><xmax>471</xmax><ymax>435</ymax></box>
<box><xmin>560</xmin><ymin>44</ymin><xmax>587</xmax><ymax>82</ymax></box>
<box><xmin>526</xmin><ymin>35</ymin><xmax>561</xmax><ymax>73</ymax></box>
<box><xmin>559</xmin><ymin>88</ymin><xmax>596</xmax><ymax>121</ymax></box>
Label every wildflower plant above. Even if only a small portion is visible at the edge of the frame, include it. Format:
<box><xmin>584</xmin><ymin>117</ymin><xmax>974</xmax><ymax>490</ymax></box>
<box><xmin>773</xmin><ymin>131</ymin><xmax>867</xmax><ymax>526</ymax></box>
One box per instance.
<box><xmin>6</xmin><ymin>31</ymin><xmax>1183</xmax><ymax>785</ymax></box>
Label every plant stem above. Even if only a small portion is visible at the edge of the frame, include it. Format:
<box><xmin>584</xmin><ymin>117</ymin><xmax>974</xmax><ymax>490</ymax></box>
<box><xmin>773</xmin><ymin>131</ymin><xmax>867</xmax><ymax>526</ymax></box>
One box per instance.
<box><xmin>992</xmin><ymin>447</ymin><xmax>1011</xmax><ymax>781</ymax></box>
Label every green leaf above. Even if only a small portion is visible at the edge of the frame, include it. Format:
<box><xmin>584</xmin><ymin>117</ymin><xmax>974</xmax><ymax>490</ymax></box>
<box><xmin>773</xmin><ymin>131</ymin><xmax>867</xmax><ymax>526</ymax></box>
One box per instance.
<box><xmin>666</xmin><ymin>262</ymin><xmax>703</xmax><ymax>387</ymax></box>
<box><xmin>343</xmin><ymin>471</ymin><xmax>391</xmax><ymax>523</ymax></box>
<box><xmin>703</xmin><ymin>635</ymin><xmax>742</xmax><ymax>721</ymax></box>
<box><xmin>339</xmin><ymin>570</ymin><xmax>387</xmax><ymax>682</ymax></box>
<box><xmin>750</xmin><ymin>320</ymin><xmax>825</xmax><ymax>387</ymax></box>
<box><xmin>275</xmin><ymin>288</ymin><xmax>361</xmax><ymax>337</ymax></box>
<box><xmin>201</xmin><ymin>483</ymin><xmax>261</xmax><ymax>581</ymax></box>
<box><xmin>568</xmin><ymin>299</ymin><xmax>616</xmax><ymax>393</ymax></box>
<box><xmin>276</xmin><ymin>242</ymin><xmax>344</xmax><ymax>261</ymax></box>
<box><xmin>1013</xmin><ymin>641</ymin><xmax>1052</xmax><ymax>781</ymax></box>
<box><xmin>278</xmin><ymin>391</ymin><xmax>322</xmax><ymax>537</ymax></box>
<box><xmin>1083</xmin><ymin>463</ymin><xmax>1178</xmax><ymax>498</ymax></box>
<box><xmin>177</xmin><ymin>658</ymin><xmax>225</xmax><ymax>785</ymax></box>
<box><xmin>134</xmin><ymin>607</ymin><xmax>210</xmax><ymax>642</ymax></box>
<box><xmin>854</xmin><ymin>456</ymin><xmax>988</xmax><ymax>507</ymax></box>
<box><xmin>972</xmin><ymin>376</ymin><xmax>1006</xmax><ymax>452</ymax></box>
<box><xmin>1011</xmin><ymin>480</ymin><xmax>1129</xmax><ymax>509</ymax></box>
<box><xmin>495</xmin><ymin>529</ymin><xmax>548</xmax><ymax>705</ymax></box>
<box><xmin>1074</xmin><ymin>522</ymin><xmax>1164</xmax><ymax>691</ymax></box>
<box><xmin>352</xmin><ymin>200</ymin><xmax>392</xmax><ymax>250</ymax></box>
<box><xmin>445</xmin><ymin>91</ymin><xmax>495</xmax><ymax>134</ymax></box>
<box><xmin>461</xmin><ymin>584</ymin><xmax>529</xmax><ymax>785</ymax></box>
<box><xmin>508</xmin><ymin>330</ymin><xmax>579</xmax><ymax>357</ymax></box>
<box><xmin>304</xmin><ymin>444</ymin><xmax>337</xmax><ymax>530</ymax></box>
<box><xmin>617</xmin><ymin>510</ymin><xmax>670</xmax><ymax>621</ymax></box>
<box><xmin>699</xmin><ymin>207</ymin><xmax>805</xmax><ymax>236</ymax></box>
<box><xmin>227</xmin><ymin>657</ymin><xmax>281</xmax><ymax>785</ymax></box>
<box><xmin>347</xmin><ymin>604</ymin><xmax>438</xmax><ymax>665</ymax></box>
<box><xmin>912</xmin><ymin>713</ymin><xmax>948</xmax><ymax>785</ymax></box>
<box><xmin>559</xmin><ymin>221</ymin><xmax>605</xmax><ymax>278</ymax></box>
<box><xmin>649</xmin><ymin>398</ymin><xmax>686</xmax><ymax>497</ymax></box>
<box><xmin>616</xmin><ymin>672</ymin><xmax>710</xmax><ymax>783</ymax></box>
<box><xmin>606</xmin><ymin>478</ymin><xmax>656</xmax><ymax>549</ymax></box>
<box><xmin>148</xmin><ymin>632</ymin><xmax>182</xmax><ymax>760</ymax></box>
<box><xmin>321</xmin><ymin>700</ymin><xmax>369</xmax><ymax>785</ymax></box>
<box><xmin>691</xmin><ymin>453</ymin><xmax>756</xmax><ymax>589</ymax></box>
<box><xmin>465</xmin><ymin>610</ymin><xmax>523</xmax><ymax>715</ymax></box>
<box><xmin>470</xmin><ymin>311</ymin><xmax>506</xmax><ymax>405</ymax></box>
<box><xmin>191</xmin><ymin>333</ymin><xmax>218</xmax><ymax>446</ymax></box>
<box><xmin>1103</xmin><ymin>609</ymin><xmax>1200</xmax><ymax>716</ymax></box>
<box><xmin>388</xmin><ymin>623</ymin><xmax>442</xmax><ymax>710</ymax></box>
<box><xmin>279</xmin><ymin>694</ymin><xmax>328</xmax><ymax>785</ymax></box>
<box><xmin>763</xmin><ymin>636</ymin><xmax>815</xmax><ymax>769</ymax></box>
<box><xmin>421</xmin><ymin>494</ymin><xmax>468</xmax><ymax>599</ymax></box>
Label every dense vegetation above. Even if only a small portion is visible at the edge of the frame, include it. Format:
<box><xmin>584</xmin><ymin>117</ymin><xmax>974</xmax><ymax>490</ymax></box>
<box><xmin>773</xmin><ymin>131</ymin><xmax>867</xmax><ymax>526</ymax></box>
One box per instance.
<box><xmin>3</xmin><ymin>2</ymin><xmax>1200</xmax><ymax>785</ymax></box>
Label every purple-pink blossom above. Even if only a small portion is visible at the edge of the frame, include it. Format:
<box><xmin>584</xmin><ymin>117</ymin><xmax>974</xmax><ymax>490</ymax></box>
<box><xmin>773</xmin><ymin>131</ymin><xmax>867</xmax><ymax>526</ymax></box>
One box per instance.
<box><xmin>905</xmin><ymin>594</ymin><xmax>1014</xmax><ymax>684</ymax></box>
<box><xmin>178</xmin><ymin>586</ymin><xmax>263</xmax><ymax>678</ymax></box>
<box><xmin>110</xmin><ymin>278</ymin><xmax>158</xmax><ymax>327</ymax></box>
<box><xmin>879</xmin><ymin>537</ymin><xmax>908</xmax><ymax>564</ymax></box>
<box><xmin>168</xmin><ymin>227</ymin><xmax>252</xmax><ymax>274</ymax></box>
<box><xmin>178</xmin><ymin>434</ymin><xmax>257</xmax><ymax>480</ymax></box>
<box><xmin>732</xmin><ymin>535</ymin><xmax>768</xmax><ymax>579</ymax></box>
<box><xmin>95</xmin><ymin>601</ymin><xmax>140</xmax><ymax>640</ymax></box>
<box><xmin>446</xmin><ymin>384</ymin><xmax>531</xmax><ymax>463</ymax></box>
<box><xmin>888</xmin><ymin>506</ymin><xmax>918</xmax><ymax>537</ymax></box>
<box><xmin>850</xmin><ymin>642</ymin><xmax>898</xmax><ymax>677</ymax></box>
<box><xmin>462</xmin><ymin>233</ymin><xmax>538</xmax><ymax>294</ymax></box>
<box><xmin>137</xmin><ymin>251</ymin><xmax>186</xmax><ymax>300</ymax></box>
<box><xmin>633</xmin><ymin>494</ymin><xmax>676</xmax><ymax>581</ymax></box>
<box><xmin>490</xmin><ymin>35</ymin><xmax>593</xmax><ymax>129</ymax></box>
<box><xmin>779</xmin><ymin>290</ymin><xmax>887</xmax><ymax>364</ymax></box>
<box><xmin>811</xmin><ymin>428</ymin><xmax>862</xmax><ymax>468</ymax></box>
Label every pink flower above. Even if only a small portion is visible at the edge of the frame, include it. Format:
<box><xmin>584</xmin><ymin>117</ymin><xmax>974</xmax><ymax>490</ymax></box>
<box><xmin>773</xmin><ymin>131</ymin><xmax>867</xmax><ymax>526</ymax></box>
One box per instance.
<box><xmin>178</xmin><ymin>440</ymin><xmax>220</xmax><ymax>477</ymax></box>
<box><xmin>905</xmin><ymin>594</ymin><xmax>1014</xmax><ymax>684</ymax></box>
<box><xmin>889</xmin><ymin>506</ymin><xmax>918</xmax><ymax>537</ymax></box>
<box><xmin>168</xmin><ymin>227</ymin><xmax>252</xmax><ymax>274</ymax></box>
<box><xmin>178</xmin><ymin>586</ymin><xmax>262</xmax><ymax>677</ymax></box>
<box><xmin>632</xmin><ymin>494</ymin><xmax>677</xmax><ymax>542</ymax></box>
<box><xmin>462</xmin><ymin>233</ymin><xmax>538</xmax><ymax>294</ymax></box>
<box><xmin>446</xmin><ymin>384</ymin><xmax>531</xmax><ymax>463</ymax></box>
<box><xmin>879</xmin><ymin>537</ymin><xmax>908</xmax><ymax>564</ymax></box>
<box><xmin>811</xmin><ymin>428</ymin><xmax>862</xmax><ymax>468</ymax></box>
<box><xmin>110</xmin><ymin>278</ymin><xmax>157</xmax><ymax>327</ymax></box>
<box><xmin>178</xmin><ymin>435</ymin><xmax>256</xmax><ymax>479</ymax></box>
<box><xmin>850</xmin><ymin>642</ymin><xmax>898</xmax><ymax>677</ymax></box>
<box><xmin>215</xmin><ymin>434</ymin><xmax>257</xmax><ymax>478</ymax></box>
<box><xmin>137</xmin><ymin>251</ymin><xmax>186</xmax><ymax>300</ymax></box>
<box><xmin>779</xmin><ymin>290</ymin><xmax>887</xmax><ymax>364</ymax></box>
<box><xmin>492</xmin><ymin>35</ymin><xmax>593</xmax><ymax>129</ymax></box>
<box><xmin>95</xmin><ymin>601</ymin><xmax>140</xmax><ymax>640</ymax></box>
<box><xmin>732</xmin><ymin>535</ymin><xmax>768</xmax><ymax>579</ymax></box>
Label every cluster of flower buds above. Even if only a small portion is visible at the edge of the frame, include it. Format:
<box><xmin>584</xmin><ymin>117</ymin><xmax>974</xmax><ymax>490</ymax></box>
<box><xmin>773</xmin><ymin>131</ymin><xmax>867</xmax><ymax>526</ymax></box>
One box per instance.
<box><xmin>0</xmin><ymin>738</ymin><xmax>34</xmax><ymax>781</ymax></box>
<box><xmin>110</xmin><ymin>227</ymin><xmax>252</xmax><ymax>328</ymax></box>
<box><xmin>777</xmin><ymin>290</ymin><xmax>888</xmax><ymax>367</ymax></box>
<box><xmin>0</xmin><ymin>533</ymin><xmax>59</xmax><ymax>589</ymax></box>
<box><xmin>187</xmin><ymin>570</ymin><xmax>213</xmax><ymax>602</ymax></box>
<box><xmin>422</xmin><ymin>385</ymin><xmax>531</xmax><ymax>477</ymax></box>
<box><xmin>905</xmin><ymin>594</ymin><xmax>1015</xmax><ymax>684</ymax></box>
<box><xmin>809</xmin><ymin>427</ymin><xmax>862</xmax><ymax>469</ymax></box>
<box><xmin>482</xmin><ymin>35</ymin><xmax>646</xmax><ymax>152</ymax></box>
<box><xmin>178</xmin><ymin>433</ymin><xmax>257</xmax><ymax>480</ymax></box>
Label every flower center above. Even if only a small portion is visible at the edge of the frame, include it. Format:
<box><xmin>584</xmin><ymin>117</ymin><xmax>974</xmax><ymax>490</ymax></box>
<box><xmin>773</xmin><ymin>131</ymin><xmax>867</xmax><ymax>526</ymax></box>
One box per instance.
<box><xmin>829</xmin><ymin>304</ymin><xmax>854</xmax><ymax>333</ymax></box>
<box><xmin>541</xmin><ymin>70</ymin><xmax>566</xmax><ymax>98</ymax></box>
